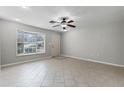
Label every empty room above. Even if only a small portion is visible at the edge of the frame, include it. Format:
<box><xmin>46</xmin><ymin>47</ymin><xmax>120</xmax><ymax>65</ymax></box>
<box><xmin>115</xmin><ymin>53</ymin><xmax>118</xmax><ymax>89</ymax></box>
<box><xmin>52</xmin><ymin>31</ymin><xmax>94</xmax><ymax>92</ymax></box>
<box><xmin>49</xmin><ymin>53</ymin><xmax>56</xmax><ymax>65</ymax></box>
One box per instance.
<box><xmin>0</xmin><ymin>6</ymin><xmax>124</xmax><ymax>87</ymax></box>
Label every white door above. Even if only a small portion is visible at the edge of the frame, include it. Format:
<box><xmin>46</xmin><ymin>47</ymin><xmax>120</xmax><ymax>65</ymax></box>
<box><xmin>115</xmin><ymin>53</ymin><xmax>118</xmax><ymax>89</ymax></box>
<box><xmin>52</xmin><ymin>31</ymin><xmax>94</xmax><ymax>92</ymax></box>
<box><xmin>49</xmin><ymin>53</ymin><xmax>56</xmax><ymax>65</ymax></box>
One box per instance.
<box><xmin>51</xmin><ymin>33</ymin><xmax>60</xmax><ymax>57</ymax></box>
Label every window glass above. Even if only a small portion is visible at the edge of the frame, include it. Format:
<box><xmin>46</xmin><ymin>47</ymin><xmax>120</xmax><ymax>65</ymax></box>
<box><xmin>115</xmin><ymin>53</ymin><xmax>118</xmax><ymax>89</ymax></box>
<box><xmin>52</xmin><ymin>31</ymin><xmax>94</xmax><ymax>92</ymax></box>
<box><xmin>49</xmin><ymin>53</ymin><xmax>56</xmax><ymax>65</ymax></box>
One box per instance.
<box><xmin>17</xmin><ymin>43</ymin><xmax>24</xmax><ymax>54</ymax></box>
<box><xmin>17</xmin><ymin>31</ymin><xmax>24</xmax><ymax>42</ymax></box>
<box><xmin>17</xmin><ymin>31</ymin><xmax>45</xmax><ymax>56</ymax></box>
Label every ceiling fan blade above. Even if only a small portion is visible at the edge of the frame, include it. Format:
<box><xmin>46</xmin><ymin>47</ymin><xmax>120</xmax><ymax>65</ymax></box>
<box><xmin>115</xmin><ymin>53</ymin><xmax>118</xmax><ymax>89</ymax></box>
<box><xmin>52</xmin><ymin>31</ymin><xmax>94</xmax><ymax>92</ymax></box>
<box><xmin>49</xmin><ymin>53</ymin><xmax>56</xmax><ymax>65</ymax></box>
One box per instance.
<box><xmin>52</xmin><ymin>25</ymin><xmax>60</xmax><ymax>27</ymax></box>
<box><xmin>49</xmin><ymin>20</ymin><xmax>60</xmax><ymax>23</ymax></box>
<box><xmin>67</xmin><ymin>24</ymin><xmax>76</xmax><ymax>28</ymax></box>
<box><xmin>67</xmin><ymin>20</ymin><xmax>74</xmax><ymax>23</ymax></box>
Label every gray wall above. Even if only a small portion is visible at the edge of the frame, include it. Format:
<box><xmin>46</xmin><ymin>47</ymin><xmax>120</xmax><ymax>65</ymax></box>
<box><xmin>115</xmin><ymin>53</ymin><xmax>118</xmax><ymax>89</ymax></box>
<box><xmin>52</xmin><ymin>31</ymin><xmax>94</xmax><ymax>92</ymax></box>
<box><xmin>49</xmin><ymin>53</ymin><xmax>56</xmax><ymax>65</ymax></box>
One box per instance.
<box><xmin>0</xmin><ymin>19</ymin><xmax>60</xmax><ymax>65</ymax></box>
<box><xmin>61</xmin><ymin>21</ymin><xmax>124</xmax><ymax>66</ymax></box>
<box><xmin>0</xmin><ymin>21</ymin><xmax>1</xmax><ymax>68</ymax></box>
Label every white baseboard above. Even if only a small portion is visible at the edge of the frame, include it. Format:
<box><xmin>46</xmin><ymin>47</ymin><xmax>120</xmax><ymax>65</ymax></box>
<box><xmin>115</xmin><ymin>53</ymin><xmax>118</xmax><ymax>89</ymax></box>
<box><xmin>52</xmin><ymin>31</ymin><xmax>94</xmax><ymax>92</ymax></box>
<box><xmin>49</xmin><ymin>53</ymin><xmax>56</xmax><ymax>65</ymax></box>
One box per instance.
<box><xmin>1</xmin><ymin>56</ymin><xmax>52</xmax><ymax>68</ymax></box>
<box><xmin>61</xmin><ymin>54</ymin><xmax>124</xmax><ymax>68</ymax></box>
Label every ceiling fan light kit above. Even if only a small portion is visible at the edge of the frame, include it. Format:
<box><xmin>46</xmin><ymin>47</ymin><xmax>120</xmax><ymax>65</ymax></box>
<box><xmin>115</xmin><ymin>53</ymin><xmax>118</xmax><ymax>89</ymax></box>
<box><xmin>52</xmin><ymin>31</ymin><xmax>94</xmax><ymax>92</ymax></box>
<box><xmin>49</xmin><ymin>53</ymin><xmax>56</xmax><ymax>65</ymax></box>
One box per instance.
<box><xmin>49</xmin><ymin>16</ymin><xmax>76</xmax><ymax>32</ymax></box>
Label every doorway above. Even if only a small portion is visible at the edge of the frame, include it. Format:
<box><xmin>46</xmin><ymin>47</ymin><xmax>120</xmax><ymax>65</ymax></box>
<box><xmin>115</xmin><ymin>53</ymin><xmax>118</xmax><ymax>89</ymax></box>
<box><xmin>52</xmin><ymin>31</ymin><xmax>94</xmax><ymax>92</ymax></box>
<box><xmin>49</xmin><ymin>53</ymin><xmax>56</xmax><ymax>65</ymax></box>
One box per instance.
<box><xmin>51</xmin><ymin>33</ymin><xmax>60</xmax><ymax>57</ymax></box>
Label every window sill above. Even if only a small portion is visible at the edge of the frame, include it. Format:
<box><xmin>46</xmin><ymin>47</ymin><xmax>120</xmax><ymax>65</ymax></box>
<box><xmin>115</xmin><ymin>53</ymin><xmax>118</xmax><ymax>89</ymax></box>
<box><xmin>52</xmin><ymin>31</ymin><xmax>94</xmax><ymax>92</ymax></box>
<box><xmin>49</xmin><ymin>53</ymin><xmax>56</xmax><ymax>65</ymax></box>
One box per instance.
<box><xmin>16</xmin><ymin>52</ymin><xmax>46</xmax><ymax>56</ymax></box>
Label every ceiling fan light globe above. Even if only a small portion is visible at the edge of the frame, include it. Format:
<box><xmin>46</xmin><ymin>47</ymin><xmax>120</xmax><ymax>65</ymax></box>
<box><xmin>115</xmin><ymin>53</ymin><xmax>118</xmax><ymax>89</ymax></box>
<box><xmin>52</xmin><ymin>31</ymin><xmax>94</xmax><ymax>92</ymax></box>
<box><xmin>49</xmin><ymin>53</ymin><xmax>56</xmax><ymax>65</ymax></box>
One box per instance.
<box><xmin>63</xmin><ymin>29</ymin><xmax>67</xmax><ymax>31</ymax></box>
<box><xmin>61</xmin><ymin>24</ymin><xmax>67</xmax><ymax>27</ymax></box>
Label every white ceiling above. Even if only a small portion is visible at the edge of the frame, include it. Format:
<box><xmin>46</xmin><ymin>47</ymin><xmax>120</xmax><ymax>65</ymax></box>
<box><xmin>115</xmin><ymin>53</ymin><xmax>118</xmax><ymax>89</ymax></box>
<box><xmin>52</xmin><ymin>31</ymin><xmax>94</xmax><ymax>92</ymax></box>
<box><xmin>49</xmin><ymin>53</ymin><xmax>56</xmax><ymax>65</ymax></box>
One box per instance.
<box><xmin>0</xmin><ymin>6</ymin><xmax>124</xmax><ymax>31</ymax></box>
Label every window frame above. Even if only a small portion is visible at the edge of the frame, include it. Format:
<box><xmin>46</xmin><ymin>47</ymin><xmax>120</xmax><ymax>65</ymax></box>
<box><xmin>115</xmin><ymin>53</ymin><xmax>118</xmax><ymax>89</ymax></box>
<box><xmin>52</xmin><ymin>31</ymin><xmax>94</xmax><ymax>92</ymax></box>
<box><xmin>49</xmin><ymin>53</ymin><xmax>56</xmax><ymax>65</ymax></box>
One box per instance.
<box><xmin>16</xmin><ymin>29</ymin><xmax>46</xmax><ymax>56</ymax></box>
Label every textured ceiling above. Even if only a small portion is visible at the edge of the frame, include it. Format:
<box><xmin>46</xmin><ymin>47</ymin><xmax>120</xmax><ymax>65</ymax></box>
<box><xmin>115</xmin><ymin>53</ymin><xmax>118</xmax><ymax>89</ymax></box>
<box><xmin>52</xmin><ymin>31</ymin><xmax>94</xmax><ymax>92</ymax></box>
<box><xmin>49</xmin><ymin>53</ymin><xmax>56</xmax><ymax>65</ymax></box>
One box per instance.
<box><xmin>0</xmin><ymin>6</ymin><xmax>124</xmax><ymax>31</ymax></box>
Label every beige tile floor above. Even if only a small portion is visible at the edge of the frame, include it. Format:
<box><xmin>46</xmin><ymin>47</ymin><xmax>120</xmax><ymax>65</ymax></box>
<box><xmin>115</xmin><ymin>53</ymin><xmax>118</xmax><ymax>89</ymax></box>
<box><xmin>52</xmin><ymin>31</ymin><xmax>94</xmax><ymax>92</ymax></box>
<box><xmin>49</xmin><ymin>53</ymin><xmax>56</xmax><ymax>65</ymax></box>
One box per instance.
<box><xmin>0</xmin><ymin>57</ymin><xmax>124</xmax><ymax>87</ymax></box>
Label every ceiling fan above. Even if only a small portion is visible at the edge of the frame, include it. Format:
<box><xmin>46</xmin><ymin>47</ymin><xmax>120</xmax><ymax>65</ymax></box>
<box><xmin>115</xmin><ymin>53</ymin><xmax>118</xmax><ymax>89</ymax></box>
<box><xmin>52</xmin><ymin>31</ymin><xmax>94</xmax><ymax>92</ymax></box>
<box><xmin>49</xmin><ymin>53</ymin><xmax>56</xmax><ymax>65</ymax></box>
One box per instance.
<box><xmin>49</xmin><ymin>16</ymin><xmax>76</xmax><ymax>31</ymax></box>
